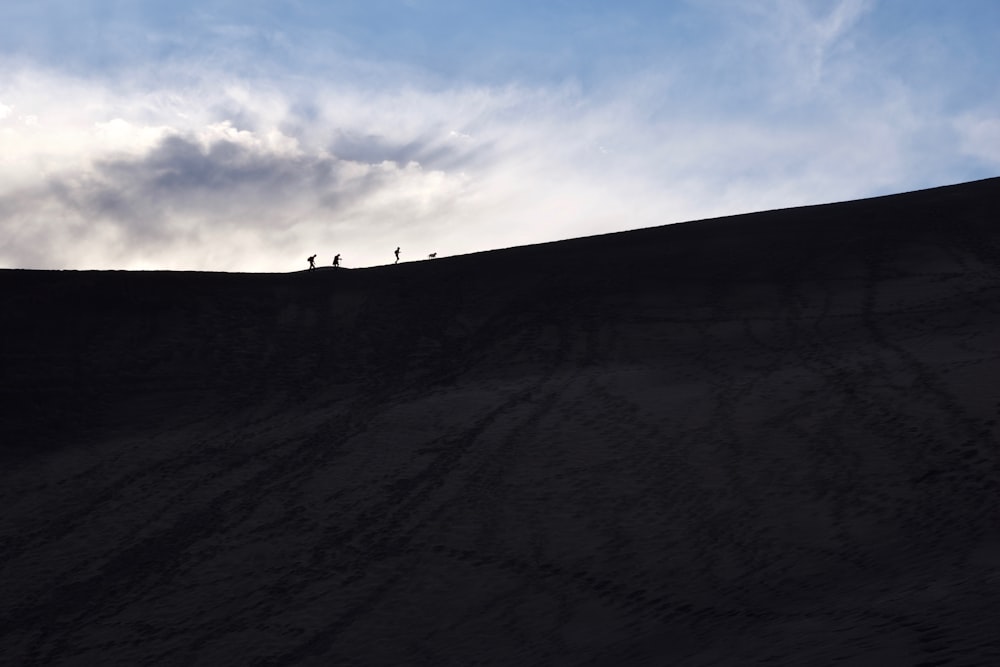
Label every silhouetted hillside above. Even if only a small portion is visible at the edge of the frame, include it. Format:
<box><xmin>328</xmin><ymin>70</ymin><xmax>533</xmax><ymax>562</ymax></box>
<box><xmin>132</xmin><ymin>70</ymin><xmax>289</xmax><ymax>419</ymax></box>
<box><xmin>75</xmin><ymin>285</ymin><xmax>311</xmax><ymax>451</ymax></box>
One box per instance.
<box><xmin>2</xmin><ymin>178</ymin><xmax>999</xmax><ymax>665</ymax></box>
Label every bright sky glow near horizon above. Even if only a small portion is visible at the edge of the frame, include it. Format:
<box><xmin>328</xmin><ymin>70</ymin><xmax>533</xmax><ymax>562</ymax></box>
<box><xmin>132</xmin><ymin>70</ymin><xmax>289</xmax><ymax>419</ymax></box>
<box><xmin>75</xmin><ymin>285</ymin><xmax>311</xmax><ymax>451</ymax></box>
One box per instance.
<box><xmin>1</xmin><ymin>1</ymin><xmax>999</xmax><ymax>271</ymax></box>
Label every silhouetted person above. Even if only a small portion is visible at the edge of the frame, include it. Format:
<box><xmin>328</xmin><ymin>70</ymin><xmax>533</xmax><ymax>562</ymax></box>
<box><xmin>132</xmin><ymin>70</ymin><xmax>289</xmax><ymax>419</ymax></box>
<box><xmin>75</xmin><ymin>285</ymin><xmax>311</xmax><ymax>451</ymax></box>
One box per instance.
<box><xmin>394</xmin><ymin>247</ymin><xmax>400</xmax><ymax>264</ymax></box>
<box><xmin>333</xmin><ymin>253</ymin><xmax>341</xmax><ymax>268</ymax></box>
<box><xmin>307</xmin><ymin>254</ymin><xmax>316</xmax><ymax>270</ymax></box>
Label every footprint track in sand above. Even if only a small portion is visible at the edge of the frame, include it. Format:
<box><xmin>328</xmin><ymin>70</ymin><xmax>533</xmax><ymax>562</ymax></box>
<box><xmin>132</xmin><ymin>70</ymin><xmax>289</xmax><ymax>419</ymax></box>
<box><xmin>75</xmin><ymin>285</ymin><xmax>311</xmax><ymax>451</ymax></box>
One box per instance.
<box><xmin>3</xmin><ymin>179</ymin><xmax>1000</xmax><ymax>665</ymax></box>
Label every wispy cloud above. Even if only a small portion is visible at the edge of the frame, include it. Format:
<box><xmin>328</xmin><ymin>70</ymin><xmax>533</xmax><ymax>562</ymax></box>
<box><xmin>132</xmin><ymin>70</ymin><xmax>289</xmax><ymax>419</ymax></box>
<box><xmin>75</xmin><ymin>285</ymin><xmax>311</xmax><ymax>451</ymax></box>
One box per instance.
<box><xmin>956</xmin><ymin>115</ymin><xmax>1000</xmax><ymax>166</ymax></box>
<box><xmin>0</xmin><ymin>94</ymin><xmax>474</xmax><ymax>270</ymax></box>
<box><xmin>1</xmin><ymin>1</ymin><xmax>998</xmax><ymax>271</ymax></box>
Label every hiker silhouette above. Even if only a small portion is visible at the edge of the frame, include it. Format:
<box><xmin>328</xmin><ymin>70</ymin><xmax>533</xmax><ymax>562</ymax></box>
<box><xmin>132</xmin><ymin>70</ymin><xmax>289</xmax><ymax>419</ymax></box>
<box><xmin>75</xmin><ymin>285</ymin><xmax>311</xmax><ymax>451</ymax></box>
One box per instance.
<box><xmin>333</xmin><ymin>253</ymin><xmax>341</xmax><ymax>268</ymax></box>
<box><xmin>394</xmin><ymin>247</ymin><xmax>400</xmax><ymax>264</ymax></box>
<box><xmin>307</xmin><ymin>254</ymin><xmax>316</xmax><ymax>270</ymax></box>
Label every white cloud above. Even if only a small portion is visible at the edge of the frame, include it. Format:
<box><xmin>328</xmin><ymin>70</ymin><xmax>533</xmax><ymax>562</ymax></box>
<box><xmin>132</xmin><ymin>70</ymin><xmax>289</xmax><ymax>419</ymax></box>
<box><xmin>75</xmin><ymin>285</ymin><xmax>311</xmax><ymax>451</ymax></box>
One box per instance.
<box><xmin>0</xmin><ymin>3</ymin><xmax>995</xmax><ymax>272</ymax></box>
<box><xmin>714</xmin><ymin>0</ymin><xmax>876</xmax><ymax>102</ymax></box>
<box><xmin>956</xmin><ymin>115</ymin><xmax>1000</xmax><ymax>166</ymax></box>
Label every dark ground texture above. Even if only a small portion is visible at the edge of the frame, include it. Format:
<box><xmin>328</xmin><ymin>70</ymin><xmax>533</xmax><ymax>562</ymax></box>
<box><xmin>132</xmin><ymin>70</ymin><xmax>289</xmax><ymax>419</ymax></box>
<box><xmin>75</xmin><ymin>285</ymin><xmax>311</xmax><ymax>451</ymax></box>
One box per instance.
<box><xmin>2</xmin><ymin>178</ymin><xmax>1000</xmax><ymax>665</ymax></box>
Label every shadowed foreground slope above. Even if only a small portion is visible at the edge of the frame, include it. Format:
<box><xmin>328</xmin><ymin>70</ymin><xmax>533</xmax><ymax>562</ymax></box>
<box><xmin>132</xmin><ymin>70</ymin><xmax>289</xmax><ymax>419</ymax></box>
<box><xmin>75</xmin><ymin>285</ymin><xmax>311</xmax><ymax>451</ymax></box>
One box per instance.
<box><xmin>2</xmin><ymin>178</ymin><xmax>1000</xmax><ymax>665</ymax></box>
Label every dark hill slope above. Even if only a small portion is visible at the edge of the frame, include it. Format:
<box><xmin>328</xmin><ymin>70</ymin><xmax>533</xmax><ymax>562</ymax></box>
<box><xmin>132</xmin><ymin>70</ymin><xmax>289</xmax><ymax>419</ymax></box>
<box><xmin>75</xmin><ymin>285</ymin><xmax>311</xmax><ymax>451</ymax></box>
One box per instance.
<box><xmin>1</xmin><ymin>178</ymin><xmax>1000</xmax><ymax>665</ymax></box>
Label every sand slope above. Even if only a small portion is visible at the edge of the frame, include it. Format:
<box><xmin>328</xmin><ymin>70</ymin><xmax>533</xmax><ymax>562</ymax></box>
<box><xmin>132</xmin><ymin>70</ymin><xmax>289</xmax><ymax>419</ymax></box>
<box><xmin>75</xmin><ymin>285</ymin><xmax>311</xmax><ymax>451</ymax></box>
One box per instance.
<box><xmin>2</xmin><ymin>178</ymin><xmax>1000</xmax><ymax>665</ymax></box>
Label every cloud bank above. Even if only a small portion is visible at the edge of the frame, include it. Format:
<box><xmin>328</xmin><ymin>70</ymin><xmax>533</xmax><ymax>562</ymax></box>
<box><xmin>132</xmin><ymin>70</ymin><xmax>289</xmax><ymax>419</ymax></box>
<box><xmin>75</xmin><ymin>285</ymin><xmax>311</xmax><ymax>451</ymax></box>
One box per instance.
<box><xmin>1</xmin><ymin>0</ymin><xmax>998</xmax><ymax>270</ymax></box>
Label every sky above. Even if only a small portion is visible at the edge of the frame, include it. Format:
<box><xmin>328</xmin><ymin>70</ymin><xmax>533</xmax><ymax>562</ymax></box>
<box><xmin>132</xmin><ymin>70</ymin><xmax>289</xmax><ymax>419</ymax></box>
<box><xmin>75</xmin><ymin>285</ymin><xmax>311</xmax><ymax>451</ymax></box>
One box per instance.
<box><xmin>1</xmin><ymin>0</ymin><xmax>999</xmax><ymax>271</ymax></box>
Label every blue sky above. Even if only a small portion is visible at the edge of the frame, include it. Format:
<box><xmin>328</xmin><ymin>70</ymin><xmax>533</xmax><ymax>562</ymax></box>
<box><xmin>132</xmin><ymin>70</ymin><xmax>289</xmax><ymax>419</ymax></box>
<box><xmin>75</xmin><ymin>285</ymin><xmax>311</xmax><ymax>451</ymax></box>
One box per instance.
<box><xmin>1</xmin><ymin>0</ymin><xmax>999</xmax><ymax>271</ymax></box>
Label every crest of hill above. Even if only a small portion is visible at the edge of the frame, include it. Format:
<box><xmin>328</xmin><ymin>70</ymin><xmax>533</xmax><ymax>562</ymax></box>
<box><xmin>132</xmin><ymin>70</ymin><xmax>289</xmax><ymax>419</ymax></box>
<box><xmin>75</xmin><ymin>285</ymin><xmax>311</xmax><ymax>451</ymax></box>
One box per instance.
<box><xmin>2</xmin><ymin>177</ymin><xmax>999</xmax><ymax>457</ymax></box>
<box><xmin>1</xmin><ymin>177</ymin><xmax>1000</xmax><ymax>664</ymax></box>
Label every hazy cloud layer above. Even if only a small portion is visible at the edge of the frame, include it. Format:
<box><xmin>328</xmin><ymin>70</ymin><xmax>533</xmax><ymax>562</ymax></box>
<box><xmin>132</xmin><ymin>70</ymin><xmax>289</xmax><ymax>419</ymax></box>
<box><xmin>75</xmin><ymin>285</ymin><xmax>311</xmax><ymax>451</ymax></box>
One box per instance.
<box><xmin>1</xmin><ymin>0</ymin><xmax>998</xmax><ymax>270</ymax></box>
